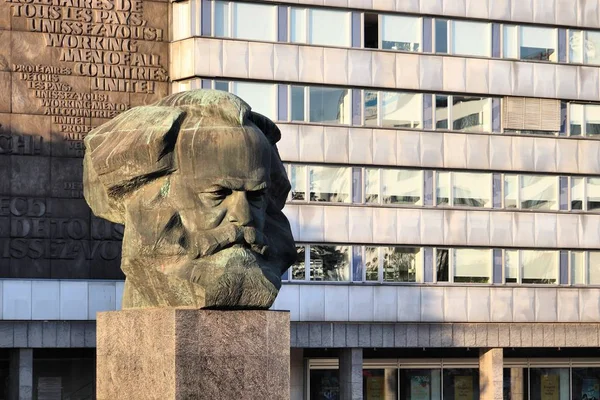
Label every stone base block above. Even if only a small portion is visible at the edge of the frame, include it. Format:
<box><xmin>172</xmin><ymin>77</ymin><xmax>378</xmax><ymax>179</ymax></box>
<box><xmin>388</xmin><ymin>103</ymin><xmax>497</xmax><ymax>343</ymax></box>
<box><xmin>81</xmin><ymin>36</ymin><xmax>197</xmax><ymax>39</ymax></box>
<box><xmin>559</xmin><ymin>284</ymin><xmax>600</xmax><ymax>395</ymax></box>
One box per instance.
<box><xmin>96</xmin><ymin>308</ymin><xmax>290</xmax><ymax>400</ymax></box>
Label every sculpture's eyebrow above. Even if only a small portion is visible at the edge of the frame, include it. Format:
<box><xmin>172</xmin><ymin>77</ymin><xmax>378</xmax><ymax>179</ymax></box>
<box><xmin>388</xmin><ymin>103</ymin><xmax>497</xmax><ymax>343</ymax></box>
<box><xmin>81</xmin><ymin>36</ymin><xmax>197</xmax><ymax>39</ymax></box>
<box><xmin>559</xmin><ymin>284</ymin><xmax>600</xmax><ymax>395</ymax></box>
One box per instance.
<box><xmin>199</xmin><ymin>180</ymin><xmax>268</xmax><ymax>192</ymax></box>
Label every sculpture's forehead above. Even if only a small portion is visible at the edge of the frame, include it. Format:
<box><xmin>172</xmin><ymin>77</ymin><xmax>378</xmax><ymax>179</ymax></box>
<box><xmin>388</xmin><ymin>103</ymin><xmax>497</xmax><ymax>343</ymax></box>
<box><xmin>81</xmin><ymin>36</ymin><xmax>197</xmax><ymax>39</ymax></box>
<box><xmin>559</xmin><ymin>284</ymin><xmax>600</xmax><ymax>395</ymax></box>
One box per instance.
<box><xmin>175</xmin><ymin>125</ymin><xmax>272</xmax><ymax>186</ymax></box>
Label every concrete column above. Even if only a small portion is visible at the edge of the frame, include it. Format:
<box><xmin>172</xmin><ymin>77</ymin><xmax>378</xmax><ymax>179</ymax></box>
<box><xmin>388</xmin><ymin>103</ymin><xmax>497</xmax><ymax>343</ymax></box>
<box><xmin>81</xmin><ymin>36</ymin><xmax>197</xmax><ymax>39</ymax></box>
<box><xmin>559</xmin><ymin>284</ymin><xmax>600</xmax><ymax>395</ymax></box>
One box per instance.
<box><xmin>339</xmin><ymin>348</ymin><xmax>363</xmax><ymax>400</ymax></box>
<box><xmin>509</xmin><ymin>367</ymin><xmax>525</xmax><ymax>400</ymax></box>
<box><xmin>290</xmin><ymin>348</ymin><xmax>304</xmax><ymax>400</ymax></box>
<box><xmin>479</xmin><ymin>348</ymin><xmax>503</xmax><ymax>400</ymax></box>
<box><xmin>9</xmin><ymin>349</ymin><xmax>33</xmax><ymax>400</ymax></box>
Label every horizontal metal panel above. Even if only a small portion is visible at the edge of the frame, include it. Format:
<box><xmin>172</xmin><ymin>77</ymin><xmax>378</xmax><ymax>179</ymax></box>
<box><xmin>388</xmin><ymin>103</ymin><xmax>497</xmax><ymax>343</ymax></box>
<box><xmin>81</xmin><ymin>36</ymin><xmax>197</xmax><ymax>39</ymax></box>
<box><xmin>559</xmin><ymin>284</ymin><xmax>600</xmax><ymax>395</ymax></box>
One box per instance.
<box><xmin>0</xmin><ymin>280</ymin><xmax>123</xmax><ymax>321</ymax></box>
<box><xmin>177</xmin><ymin>38</ymin><xmax>600</xmax><ymax>102</ymax></box>
<box><xmin>283</xmin><ymin>204</ymin><xmax>600</xmax><ymax>249</ymax></box>
<box><xmin>278</xmin><ymin>125</ymin><xmax>597</xmax><ymax>175</ymax></box>
<box><xmin>277</xmin><ymin>284</ymin><xmax>600</xmax><ymax>324</ymax></box>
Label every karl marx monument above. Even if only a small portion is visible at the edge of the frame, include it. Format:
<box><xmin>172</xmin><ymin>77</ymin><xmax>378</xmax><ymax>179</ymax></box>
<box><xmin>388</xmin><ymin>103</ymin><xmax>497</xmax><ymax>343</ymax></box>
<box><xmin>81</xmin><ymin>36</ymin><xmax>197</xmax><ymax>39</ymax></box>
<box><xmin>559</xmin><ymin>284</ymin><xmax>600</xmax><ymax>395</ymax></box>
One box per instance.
<box><xmin>86</xmin><ymin>90</ymin><xmax>296</xmax><ymax>400</ymax></box>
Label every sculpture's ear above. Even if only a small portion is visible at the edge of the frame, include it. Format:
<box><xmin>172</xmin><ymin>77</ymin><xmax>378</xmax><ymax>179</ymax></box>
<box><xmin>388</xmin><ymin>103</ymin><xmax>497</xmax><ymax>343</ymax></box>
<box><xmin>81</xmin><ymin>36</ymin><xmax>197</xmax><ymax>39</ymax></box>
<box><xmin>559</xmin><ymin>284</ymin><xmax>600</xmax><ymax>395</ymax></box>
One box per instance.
<box><xmin>85</xmin><ymin>106</ymin><xmax>186</xmax><ymax>197</ymax></box>
<box><xmin>247</xmin><ymin>111</ymin><xmax>281</xmax><ymax>145</ymax></box>
<box><xmin>83</xmin><ymin>106</ymin><xmax>186</xmax><ymax>223</ymax></box>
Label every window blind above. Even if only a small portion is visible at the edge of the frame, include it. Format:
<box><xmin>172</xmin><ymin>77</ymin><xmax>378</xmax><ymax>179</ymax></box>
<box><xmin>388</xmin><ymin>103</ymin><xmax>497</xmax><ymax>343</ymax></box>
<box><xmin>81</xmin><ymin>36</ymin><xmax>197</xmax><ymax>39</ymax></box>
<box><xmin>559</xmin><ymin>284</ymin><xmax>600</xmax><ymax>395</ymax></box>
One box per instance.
<box><xmin>503</xmin><ymin>97</ymin><xmax>560</xmax><ymax>131</ymax></box>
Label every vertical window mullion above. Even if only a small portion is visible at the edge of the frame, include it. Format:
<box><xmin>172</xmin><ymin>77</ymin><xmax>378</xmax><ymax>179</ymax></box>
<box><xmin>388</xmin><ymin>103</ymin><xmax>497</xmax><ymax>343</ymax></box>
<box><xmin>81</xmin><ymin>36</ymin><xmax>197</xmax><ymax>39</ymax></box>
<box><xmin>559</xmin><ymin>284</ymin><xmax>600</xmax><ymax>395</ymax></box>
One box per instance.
<box><xmin>518</xmin><ymin>250</ymin><xmax>523</xmax><ymax>284</ymax></box>
<box><xmin>228</xmin><ymin>1</ymin><xmax>233</xmax><ymax>37</ymax></box>
<box><xmin>378</xmin><ymin>247</ymin><xmax>384</xmax><ymax>283</ymax></box>
<box><xmin>305</xmin><ymin>165</ymin><xmax>310</xmax><ymax>202</ymax></box>
<box><xmin>378</xmin><ymin>14</ymin><xmax>382</xmax><ymax>49</ymax></box>
<box><xmin>516</xmin><ymin>26</ymin><xmax>521</xmax><ymax>59</ymax></box>
<box><xmin>304</xmin><ymin>8</ymin><xmax>309</xmax><ymax>43</ymax></box>
<box><xmin>448</xmin><ymin>95</ymin><xmax>453</xmax><ymax>132</ymax></box>
<box><xmin>447</xmin><ymin>20</ymin><xmax>452</xmax><ymax>55</ymax></box>
<box><xmin>449</xmin><ymin>172</ymin><xmax>454</xmax><ymax>206</ymax></box>
<box><xmin>449</xmin><ymin>249</ymin><xmax>454</xmax><ymax>283</ymax></box>
<box><xmin>304</xmin><ymin>244</ymin><xmax>310</xmax><ymax>281</ymax></box>
<box><xmin>584</xmin><ymin>176</ymin><xmax>589</xmax><ymax>211</ymax></box>
<box><xmin>517</xmin><ymin>175</ymin><xmax>521</xmax><ymax>209</ymax></box>
<box><xmin>304</xmin><ymin>86</ymin><xmax>309</xmax><ymax>122</ymax></box>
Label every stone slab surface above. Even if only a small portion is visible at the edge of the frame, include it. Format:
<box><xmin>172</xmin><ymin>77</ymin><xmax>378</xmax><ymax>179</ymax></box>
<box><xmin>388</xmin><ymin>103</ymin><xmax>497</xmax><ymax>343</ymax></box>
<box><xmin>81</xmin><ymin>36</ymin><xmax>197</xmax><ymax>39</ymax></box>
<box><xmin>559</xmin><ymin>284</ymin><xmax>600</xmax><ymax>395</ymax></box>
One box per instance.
<box><xmin>97</xmin><ymin>309</ymin><xmax>290</xmax><ymax>400</ymax></box>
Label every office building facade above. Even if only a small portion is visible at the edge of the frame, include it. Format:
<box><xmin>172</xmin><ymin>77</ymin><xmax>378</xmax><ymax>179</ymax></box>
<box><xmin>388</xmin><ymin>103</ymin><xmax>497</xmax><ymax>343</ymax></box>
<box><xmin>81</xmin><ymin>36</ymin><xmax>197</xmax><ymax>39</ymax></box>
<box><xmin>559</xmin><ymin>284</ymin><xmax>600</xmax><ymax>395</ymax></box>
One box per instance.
<box><xmin>4</xmin><ymin>0</ymin><xmax>600</xmax><ymax>398</ymax></box>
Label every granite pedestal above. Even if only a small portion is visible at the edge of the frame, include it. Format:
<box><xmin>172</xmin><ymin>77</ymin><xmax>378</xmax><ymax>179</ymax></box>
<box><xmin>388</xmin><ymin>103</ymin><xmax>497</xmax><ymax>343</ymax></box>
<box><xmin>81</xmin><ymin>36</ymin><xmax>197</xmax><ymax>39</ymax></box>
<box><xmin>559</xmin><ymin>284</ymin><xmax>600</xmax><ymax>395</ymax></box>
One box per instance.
<box><xmin>96</xmin><ymin>308</ymin><xmax>290</xmax><ymax>400</ymax></box>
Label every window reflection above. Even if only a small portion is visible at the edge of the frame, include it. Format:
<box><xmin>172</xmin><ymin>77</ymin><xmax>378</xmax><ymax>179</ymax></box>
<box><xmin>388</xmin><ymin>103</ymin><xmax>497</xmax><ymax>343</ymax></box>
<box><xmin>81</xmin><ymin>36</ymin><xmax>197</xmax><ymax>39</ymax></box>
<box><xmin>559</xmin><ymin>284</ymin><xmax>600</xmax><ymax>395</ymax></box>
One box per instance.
<box><xmin>363</xmin><ymin>369</ymin><xmax>398</xmax><ymax>400</ymax></box>
<box><xmin>453</xmin><ymin>249</ymin><xmax>491</xmax><ymax>283</ymax></box>
<box><xmin>520</xmin><ymin>26</ymin><xmax>557</xmax><ymax>62</ymax></box>
<box><xmin>521</xmin><ymin>250</ymin><xmax>558</xmax><ymax>284</ymax></box>
<box><xmin>435</xmin><ymin>19</ymin><xmax>448</xmax><ymax>54</ymax></box>
<box><xmin>572</xmin><ymin>368</ymin><xmax>600</xmax><ymax>400</ymax></box>
<box><xmin>383</xmin><ymin>247</ymin><xmax>420</xmax><ymax>282</ymax></box>
<box><xmin>310</xmin><ymin>245</ymin><xmax>350</xmax><ymax>281</ymax></box>
<box><xmin>452</xmin><ymin>172</ymin><xmax>491</xmax><ymax>208</ymax></box>
<box><xmin>520</xmin><ymin>175</ymin><xmax>558</xmax><ymax>210</ymax></box>
<box><xmin>381</xmin><ymin>15</ymin><xmax>421</xmax><ymax>52</ymax></box>
<box><xmin>291</xmin><ymin>246</ymin><xmax>306</xmax><ymax>280</ymax></box>
<box><xmin>399</xmin><ymin>369</ymin><xmax>442</xmax><ymax>400</ymax></box>
<box><xmin>529</xmin><ymin>368</ymin><xmax>569</xmax><ymax>400</ymax></box>
<box><xmin>452</xmin><ymin>97</ymin><xmax>490</xmax><ymax>132</ymax></box>
<box><xmin>435</xmin><ymin>95</ymin><xmax>449</xmax><ymax>130</ymax></box>
<box><xmin>291</xmin><ymin>86</ymin><xmax>305</xmax><ymax>122</ymax></box>
<box><xmin>436</xmin><ymin>248</ymin><xmax>449</xmax><ymax>282</ymax></box>
<box><xmin>365</xmin><ymin>247</ymin><xmax>379</xmax><ymax>281</ymax></box>
<box><xmin>442</xmin><ymin>369</ymin><xmax>479</xmax><ymax>400</ymax></box>
<box><xmin>451</xmin><ymin>21</ymin><xmax>490</xmax><ymax>57</ymax></box>
<box><xmin>309</xmin><ymin>87</ymin><xmax>350</xmax><ymax>124</ymax></box>
<box><xmin>290</xmin><ymin>165</ymin><xmax>306</xmax><ymax>201</ymax></box>
<box><xmin>310</xmin><ymin>166</ymin><xmax>351</xmax><ymax>203</ymax></box>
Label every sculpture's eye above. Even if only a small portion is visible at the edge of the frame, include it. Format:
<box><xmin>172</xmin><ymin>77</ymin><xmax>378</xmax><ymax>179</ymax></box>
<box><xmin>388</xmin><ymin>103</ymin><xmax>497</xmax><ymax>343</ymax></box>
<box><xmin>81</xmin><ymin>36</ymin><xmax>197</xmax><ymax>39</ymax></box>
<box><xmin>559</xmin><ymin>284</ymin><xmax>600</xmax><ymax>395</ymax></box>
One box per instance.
<box><xmin>247</xmin><ymin>189</ymin><xmax>266</xmax><ymax>206</ymax></box>
<box><xmin>208</xmin><ymin>188</ymin><xmax>232</xmax><ymax>200</ymax></box>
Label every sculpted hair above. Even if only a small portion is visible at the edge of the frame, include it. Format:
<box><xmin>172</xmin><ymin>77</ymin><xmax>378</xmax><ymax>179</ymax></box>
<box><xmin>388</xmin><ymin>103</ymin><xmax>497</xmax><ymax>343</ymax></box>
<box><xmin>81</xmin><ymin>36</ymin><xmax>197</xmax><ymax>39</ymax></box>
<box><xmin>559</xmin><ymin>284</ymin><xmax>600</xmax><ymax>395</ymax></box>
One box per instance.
<box><xmin>83</xmin><ymin>90</ymin><xmax>290</xmax><ymax>224</ymax></box>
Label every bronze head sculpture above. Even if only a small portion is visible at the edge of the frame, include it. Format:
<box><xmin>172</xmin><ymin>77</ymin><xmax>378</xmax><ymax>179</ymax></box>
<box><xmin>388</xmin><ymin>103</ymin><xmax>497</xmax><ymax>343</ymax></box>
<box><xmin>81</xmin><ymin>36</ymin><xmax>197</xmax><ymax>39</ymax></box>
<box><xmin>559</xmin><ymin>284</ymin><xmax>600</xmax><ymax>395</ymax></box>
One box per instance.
<box><xmin>83</xmin><ymin>90</ymin><xmax>297</xmax><ymax>309</ymax></box>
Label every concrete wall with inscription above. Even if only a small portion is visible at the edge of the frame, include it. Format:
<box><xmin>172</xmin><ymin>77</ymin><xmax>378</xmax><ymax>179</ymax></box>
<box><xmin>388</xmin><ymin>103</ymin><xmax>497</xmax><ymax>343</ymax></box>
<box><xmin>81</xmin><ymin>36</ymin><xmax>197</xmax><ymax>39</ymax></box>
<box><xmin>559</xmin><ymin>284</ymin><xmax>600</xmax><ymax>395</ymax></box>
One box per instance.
<box><xmin>0</xmin><ymin>0</ymin><xmax>169</xmax><ymax>278</ymax></box>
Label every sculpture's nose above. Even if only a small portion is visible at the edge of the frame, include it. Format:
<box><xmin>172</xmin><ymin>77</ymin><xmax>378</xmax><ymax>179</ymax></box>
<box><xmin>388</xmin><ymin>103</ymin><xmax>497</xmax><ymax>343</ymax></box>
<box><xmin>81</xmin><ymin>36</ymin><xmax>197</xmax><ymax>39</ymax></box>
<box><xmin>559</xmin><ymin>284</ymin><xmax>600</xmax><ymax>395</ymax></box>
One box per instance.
<box><xmin>227</xmin><ymin>191</ymin><xmax>253</xmax><ymax>226</ymax></box>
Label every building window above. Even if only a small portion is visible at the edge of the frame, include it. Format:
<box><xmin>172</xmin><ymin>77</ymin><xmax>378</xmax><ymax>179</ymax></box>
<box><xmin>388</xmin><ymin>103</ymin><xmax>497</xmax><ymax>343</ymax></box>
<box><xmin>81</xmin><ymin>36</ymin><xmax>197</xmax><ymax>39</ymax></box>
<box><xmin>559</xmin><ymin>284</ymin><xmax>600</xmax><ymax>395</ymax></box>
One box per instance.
<box><xmin>569</xmin><ymin>30</ymin><xmax>600</xmax><ymax>65</ymax></box>
<box><xmin>443</xmin><ymin>369</ymin><xmax>480</xmax><ymax>400</ymax></box>
<box><xmin>504</xmin><ymin>250</ymin><xmax>559</xmax><ymax>284</ymax></box>
<box><xmin>453</xmin><ymin>249</ymin><xmax>492</xmax><ymax>283</ymax></box>
<box><xmin>291</xmin><ymin>245</ymin><xmax>306</xmax><ymax>281</ymax></box>
<box><xmin>572</xmin><ymin>368</ymin><xmax>600</xmax><ymax>400</ymax></box>
<box><xmin>363</xmin><ymin>91</ymin><xmax>422</xmax><ymax>128</ymax></box>
<box><xmin>435</xmin><ymin>172</ymin><xmax>492</xmax><ymax>208</ymax></box>
<box><xmin>364</xmin><ymin>169</ymin><xmax>423</xmax><ymax>205</ymax></box>
<box><xmin>504</xmin><ymin>175</ymin><xmax>559</xmax><ymax>211</ymax></box>
<box><xmin>380</xmin><ymin>14</ymin><xmax>421</xmax><ymax>52</ymax></box>
<box><xmin>503</xmin><ymin>25</ymin><xmax>557</xmax><ymax>61</ymax></box>
<box><xmin>212</xmin><ymin>1</ymin><xmax>277</xmax><ymax>41</ymax></box>
<box><xmin>290</xmin><ymin>7</ymin><xmax>351</xmax><ymax>47</ymax></box>
<box><xmin>569</xmin><ymin>103</ymin><xmax>600</xmax><ymax>136</ymax></box>
<box><xmin>529</xmin><ymin>368</ymin><xmax>570</xmax><ymax>400</ymax></box>
<box><xmin>451</xmin><ymin>20</ymin><xmax>491</xmax><ymax>57</ymax></box>
<box><xmin>172</xmin><ymin>2</ymin><xmax>190</xmax><ymax>41</ymax></box>
<box><xmin>363</xmin><ymin>369</ymin><xmax>398</xmax><ymax>399</ymax></box>
<box><xmin>309</xmin><ymin>245</ymin><xmax>351</xmax><ymax>281</ymax></box>
<box><xmin>289</xmin><ymin>165</ymin><xmax>351</xmax><ymax>203</ymax></box>
<box><xmin>570</xmin><ymin>251</ymin><xmax>600</xmax><ymax>285</ymax></box>
<box><xmin>434</xmin><ymin>95</ymin><xmax>493</xmax><ymax>132</ymax></box>
<box><xmin>230</xmin><ymin>81</ymin><xmax>277</xmax><ymax>120</ymax></box>
<box><xmin>435</xmin><ymin>248</ymin><xmax>492</xmax><ymax>283</ymax></box>
<box><xmin>571</xmin><ymin>177</ymin><xmax>600</xmax><ymax>211</ymax></box>
<box><xmin>364</xmin><ymin>247</ymin><xmax>423</xmax><ymax>283</ymax></box>
<box><xmin>434</xmin><ymin>19</ymin><xmax>448</xmax><ymax>54</ymax></box>
<box><xmin>308</xmin><ymin>87</ymin><xmax>351</xmax><ymax>125</ymax></box>
<box><xmin>503</xmin><ymin>97</ymin><xmax>561</xmax><ymax>134</ymax></box>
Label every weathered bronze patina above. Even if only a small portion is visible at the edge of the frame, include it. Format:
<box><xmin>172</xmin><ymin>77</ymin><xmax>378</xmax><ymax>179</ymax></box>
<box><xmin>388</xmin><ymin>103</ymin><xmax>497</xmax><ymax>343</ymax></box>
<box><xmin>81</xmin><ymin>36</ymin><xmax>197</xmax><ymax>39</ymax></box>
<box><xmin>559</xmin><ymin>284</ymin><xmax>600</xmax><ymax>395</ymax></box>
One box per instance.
<box><xmin>83</xmin><ymin>90</ymin><xmax>296</xmax><ymax>309</ymax></box>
